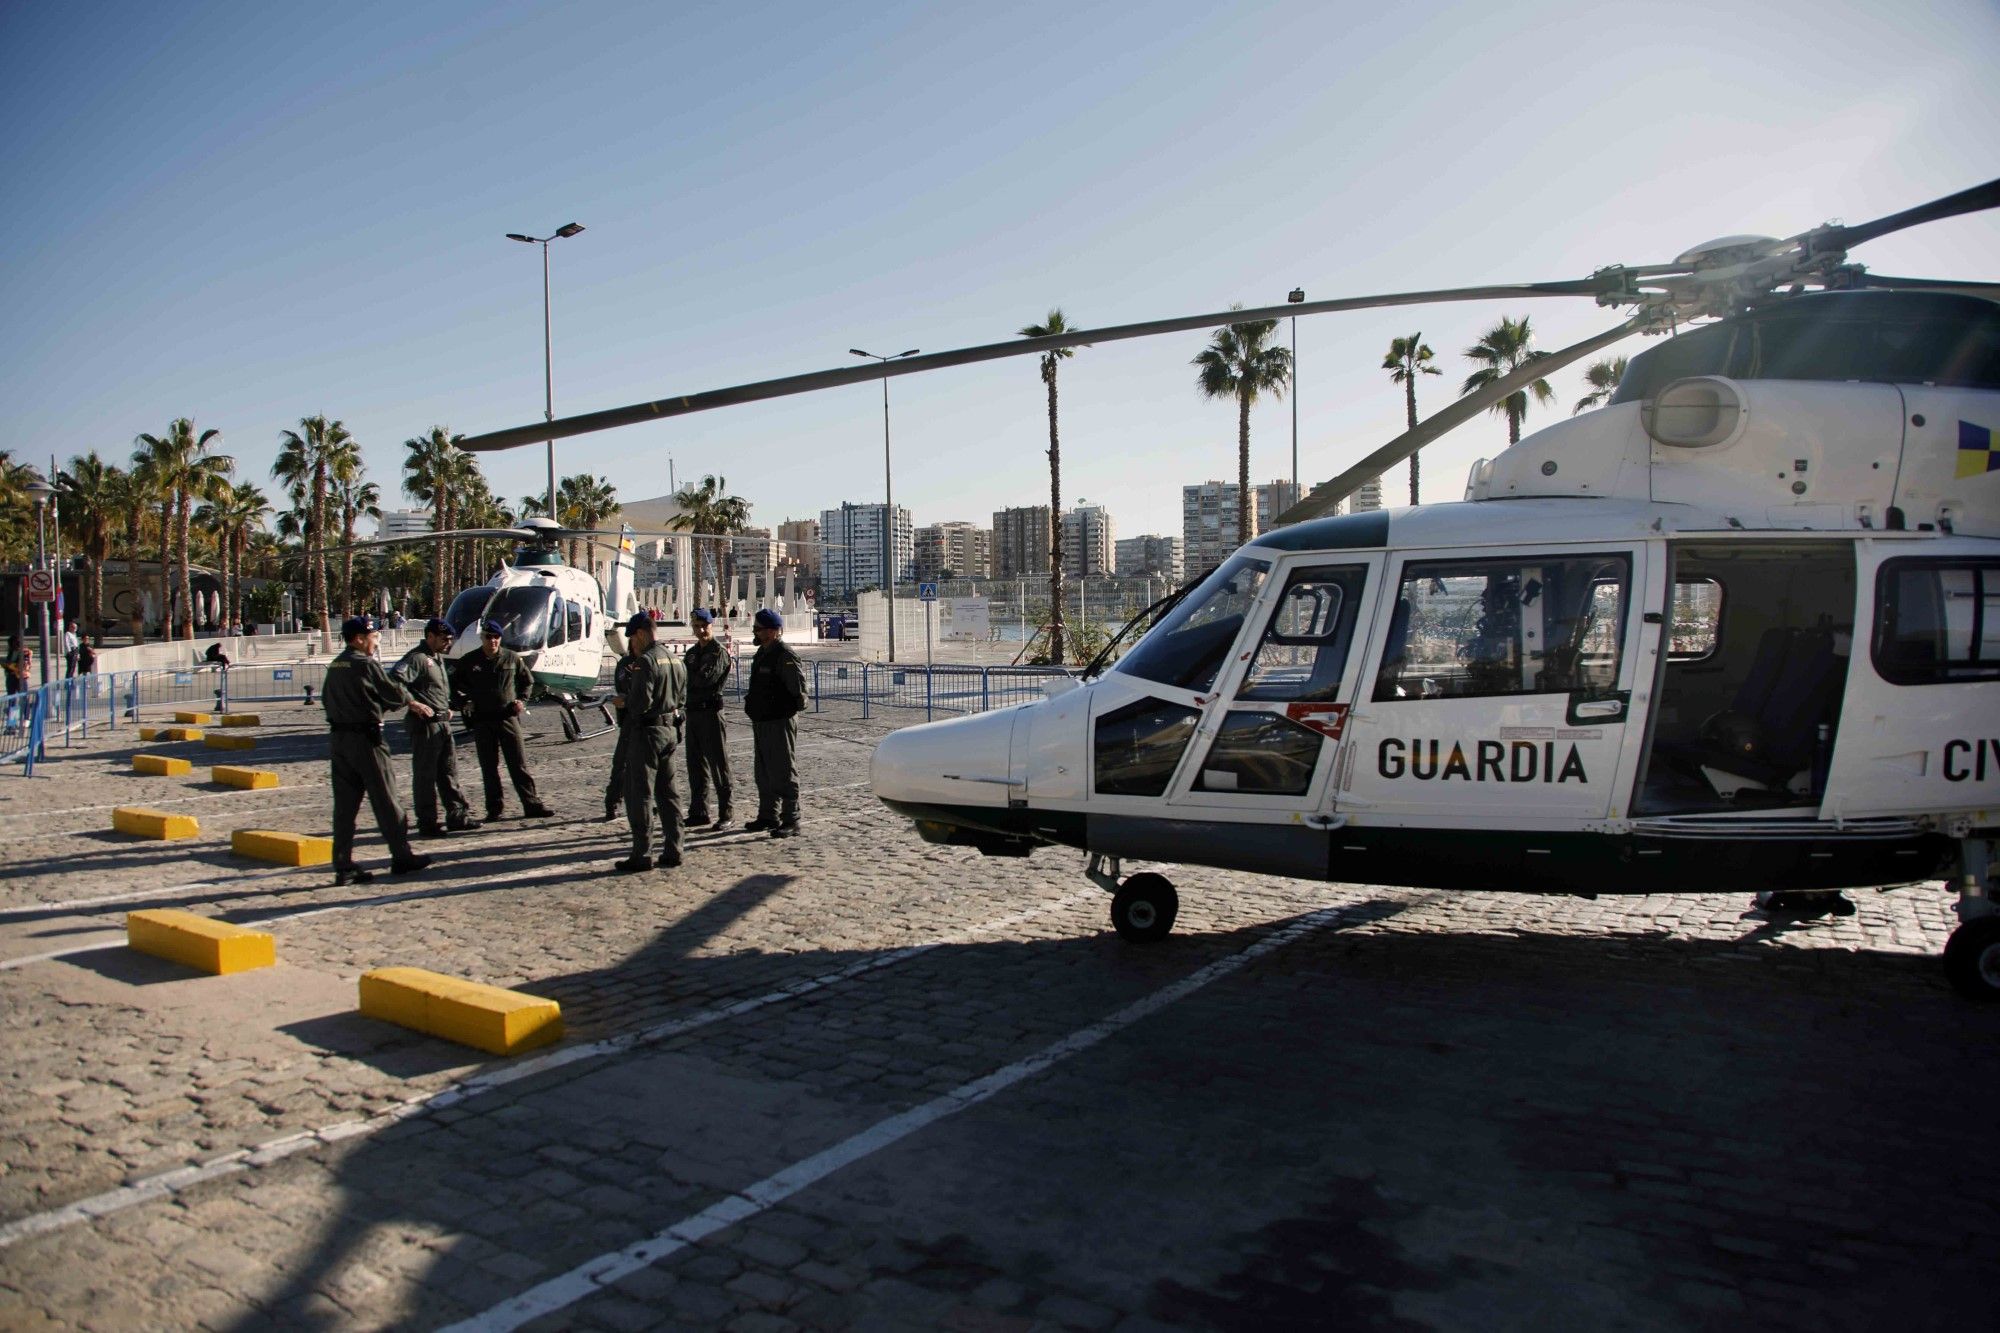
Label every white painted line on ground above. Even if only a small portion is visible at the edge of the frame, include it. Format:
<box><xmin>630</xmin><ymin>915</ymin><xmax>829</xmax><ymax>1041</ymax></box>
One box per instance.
<box><xmin>442</xmin><ymin>899</ymin><xmax>1364</xmax><ymax>1333</ymax></box>
<box><xmin>0</xmin><ymin>865</ymin><xmax>312</xmax><ymax>917</ymax></box>
<box><xmin>0</xmin><ymin>889</ymin><xmax>1099</xmax><ymax>1249</ymax></box>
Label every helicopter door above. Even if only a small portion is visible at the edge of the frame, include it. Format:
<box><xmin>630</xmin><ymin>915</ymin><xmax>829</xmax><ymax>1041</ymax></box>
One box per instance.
<box><xmin>1340</xmin><ymin>546</ymin><xmax>1644</xmax><ymax>824</ymax></box>
<box><xmin>1171</xmin><ymin>557</ymin><xmax>1381</xmax><ymax>813</ymax></box>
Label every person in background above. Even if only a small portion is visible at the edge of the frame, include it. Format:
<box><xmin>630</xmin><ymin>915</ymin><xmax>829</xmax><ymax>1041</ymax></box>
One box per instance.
<box><xmin>602</xmin><ymin>635</ymin><xmax>640</xmax><ymax>821</ymax></box>
<box><xmin>742</xmin><ymin>608</ymin><xmax>806</xmax><ymax>837</ymax></box>
<box><xmin>392</xmin><ymin>617</ymin><xmax>479</xmax><ymax>839</ymax></box>
<box><xmin>74</xmin><ymin>636</ymin><xmax>97</xmax><ymax>677</ymax></box>
<box><xmin>3</xmin><ymin>635</ymin><xmax>32</xmax><ymax>696</ymax></box>
<box><xmin>612</xmin><ymin>612</ymin><xmax>687</xmax><ymax>873</ymax></box>
<box><xmin>62</xmin><ymin>623</ymin><xmax>80</xmax><ymax>677</ymax></box>
<box><xmin>452</xmin><ymin>618</ymin><xmax>555</xmax><ymax>820</ymax></box>
<box><xmin>321</xmin><ymin>615</ymin><xmax>432</xmax><ymax>886</ymax></box>
<box><xmin>682</xmin><ymin>608</ymin><xmax>735</xmax><ymax>828</ymax></box>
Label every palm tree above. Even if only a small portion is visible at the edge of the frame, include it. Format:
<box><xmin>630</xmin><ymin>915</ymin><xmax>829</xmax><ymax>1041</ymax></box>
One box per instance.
<box><xmin>1194</xmin><ymin>312</ymin><xmax>1292</xmax><ymax>547</ymax></box>
<box><xmin>1382</xmin><ymin>333</ymin><xmax>1441</xmax><ymax>504</ymax></box>
<box><xmin>402</xmin><ymin>427</ymin><xmax>473</xmax><ymax>614</ymax></box>
<box><xmin>1019</xmin><ymin>309</ymin><xmax>1081</xmax><ymax>664</ymax></box>
<box><xmin>199</xmin><ymin>481</ymin><xmax>270</xmax><ymax>630</ymax></box>
<box><xmin>273</xmin><ymin>416</ymin><xmax>350</xmax><ymax>646</ymax></box>
<box><xmin>668</xmin><ymin>475</ymin><xmax>750</xmax><ymax>607</ymax></box>
<box><xmin>556</xmin><ymin>473</ymin><xmax>619</xmax><ymax>577</ymax></box>
<box><xmin>333</xmin><ymin>469</ymin><xmax>381</xmax><ymax>617</ymax></box>
<box><xmin>1462</xmin><ymin>316</ymin><xmax>1556</xmax><ymax>446</ymax></box>
<box><xmin>1572</xmin><ymin>355</ymin><xmax>1629</xmax><ymax>415</ymax></box>
<box><xmin>128</xmin><ymin>445</ymin><xmax>174</xmax><ymax>637</ymax></box>
<box><xmin>58</xmin><ymin>454</ymin><xmax>120</xmax><ymax>631</ymax></box>
<box><xmin>106</xmin><ymin>464</ymin><xmax>154</xmax><ymax>633</ymax></box>
<box><xmin>0</xmin><ymin>452</ymin><xmax>37</xmax><ymax>567</ymax></box>
<box><xmin>134</xmin><ymin>419</ymin><xmax>231</xmax><ymax>638</ymax></box>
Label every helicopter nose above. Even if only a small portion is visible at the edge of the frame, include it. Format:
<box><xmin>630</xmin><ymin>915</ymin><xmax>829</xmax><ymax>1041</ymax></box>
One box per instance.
<box><xmin>871</xmin><ymin>707</ymin><xmax>1020</xmax><ymax>807</ymax></box>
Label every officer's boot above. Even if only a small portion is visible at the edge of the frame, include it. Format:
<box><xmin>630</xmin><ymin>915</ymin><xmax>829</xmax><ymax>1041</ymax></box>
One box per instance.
<box><xmin>743</xmin><ymin>807</ymin><xmax>778</xmax><ymax>834</ymax></box>
<box><xmin>771</xmin><ymin>800</ymin><xmax>801</xmax><ymax>839</ymax></box>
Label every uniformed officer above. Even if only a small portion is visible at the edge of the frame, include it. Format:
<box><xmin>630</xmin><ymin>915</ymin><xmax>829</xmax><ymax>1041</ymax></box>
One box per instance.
<box><xmin>743</xmin><ymin>607</ymin><xmax>807</xmax><ymax>837</ymax></box>
<box><xmin>322</xmin><ymin>615</ymin><xmax>432</xmax><ymax>886</ymax></box>
<box><xmin>682</xmin><ymin>607</ymin><xmax>735</xmax><ymax>828</ymax></box>
<box><xmin>601</xmin><ymin>641</ymin><xmax>640</xmax><ymax>822</ymax></box>
<box><xmin>391</xmin><ymin>617</ymin><xmax>479</xmax><ymax>838</ymax></box>
<box><xmin>451</xmin><ymin>618</ymin><xmax>555</xmax><ymax>820</ymax></box>
<box><xmin>613</xmin><ymin>613</ymin><xmax>688</xmax><ymax>873</ymax></box>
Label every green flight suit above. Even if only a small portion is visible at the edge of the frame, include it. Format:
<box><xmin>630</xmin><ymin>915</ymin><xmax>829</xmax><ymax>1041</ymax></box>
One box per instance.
<box><xmin>322</xmin><ymin>645</ymin><xmax>416</xmax><ymax>871</ymax></box>
<box><xmin>622</xmin><ymin>643</ymin><xmax>687</xmax><ymax>864</ymax></box>
<box><xmin>391</xmin><ymin>642</ymin><xmax>470</xmax><ymax>831</ymax></box>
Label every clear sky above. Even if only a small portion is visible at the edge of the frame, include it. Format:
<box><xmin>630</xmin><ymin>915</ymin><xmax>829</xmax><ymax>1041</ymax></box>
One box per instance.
<box><xmin>3</xmin><ymin>0</ymin><xmax>1995</xmax><ymax>541</ymax></box>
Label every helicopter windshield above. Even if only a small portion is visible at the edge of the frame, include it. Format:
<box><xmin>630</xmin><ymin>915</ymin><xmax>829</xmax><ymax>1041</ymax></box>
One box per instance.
<box><xmin>443</xmin><ymin>586</ymin><xmax>496</xmax><ymax>635</ymax></box>
<box><xmin>486</xmin><ymin>585</ymin><xmax>558</xmax><ymax>652</ymax></box>
<box><xmin>1115</xmin><ymin>554</ymin><xmax>1271</xmax><ymax>693</ymax></box>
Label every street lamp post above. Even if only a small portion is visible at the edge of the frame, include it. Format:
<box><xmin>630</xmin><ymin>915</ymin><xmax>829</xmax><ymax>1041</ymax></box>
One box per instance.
<box><xmin>506</xmin><ymin>223</ymin><xmax>586</xmax><ymax>521</ymax></box>
<box><xmin>849</xmin><ymin>347</ymin><xmax>918</xmax><ymax>662</ymax></box>
<box><xmin>25</xmin><ymin>472</ymin><xmax>56</xmax><ymax>687</ymax></box>
<box><xmin>1287</xmin><ymin>287</ymin><xmax>1305</xmax><ymax>499</ymax></box>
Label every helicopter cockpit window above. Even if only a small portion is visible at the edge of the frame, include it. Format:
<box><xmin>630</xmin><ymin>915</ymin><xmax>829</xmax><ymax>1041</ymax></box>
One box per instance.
<box><xmin>1238</xmin><ymin>565</ymin><xmax>1368</xmax><ymax>702</ymax></box>
<box><xmin>1669</xmin><ymin>578</ymin><xmax>1724</xmax><ymax>661</ymax></box>
<box><xmin>443</xmin><ymin>586</ymin><xmax>495</xmax><ymax>635</ymax></box>
<box><xmin>566</xmin><ymin>600</ymin><xmax>585</xmax><ymax>644</ymax></box>
<box><xmin>1373</xmin><ymin>554</ymin><xmax>1629</xmax><ymax>702</ymax></box>
<box><xmin>1115</xmin><ymin>555</ymin><xmax>1271</xmax><ymax>694</ymax></box>
<box><xmin>487</xmin><ymin>586</ymin><xmax>558</xmax><ymax>652</ymax></box>
<box><xmin>545</xmin><ymin>598</ymin><xmax>567</xmax><ymax>647</ymax></box>
<box><xmin>1873</xmin><ymin>559</ymin><xmax>2000</xmax><ymax>685</ymax></box>
<box><xmin>1094</xmin><ymin>698</ymin><xmax>1201</xmax><ymax>797</ymax></box>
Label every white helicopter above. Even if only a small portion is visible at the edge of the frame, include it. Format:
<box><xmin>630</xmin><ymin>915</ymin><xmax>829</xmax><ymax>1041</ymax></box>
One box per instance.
<box><xmin>455</xmin><ymin>179</ymin><xmax>2000</xmax><ymax>998</ymax></box>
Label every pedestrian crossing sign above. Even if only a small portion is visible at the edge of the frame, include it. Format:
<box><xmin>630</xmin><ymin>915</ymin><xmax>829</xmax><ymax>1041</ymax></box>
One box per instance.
<box><xmin>918</xmin><ymin>582</ymin><xmax>938</xmax><ymax>601</ymax></box>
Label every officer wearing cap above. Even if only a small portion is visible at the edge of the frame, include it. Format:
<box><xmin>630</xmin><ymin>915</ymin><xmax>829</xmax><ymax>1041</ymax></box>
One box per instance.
<box><xmin>391</xmin><ymin>617</ymin><xmax>478</xmax><ymax>838</ymax></box>
<box><xmin>743</xmin><ymin>607</ymin><xmax>807</xmax><ymax>837</ymax></box>
<box><xmin>322</xmin><ymin>615</ymin><xmax>432</xmax><ymax>885</ymax></box>
<box><xmin>451</xmin><ymin>617</ymin><xmax>554</xmax><ymax>820</ymax></box>
<box><xmin>600</xmin><ymin>637</ymin><xmax>640</xmax><ymax>822</ymax></box>
<box><xmin>682</xmin><ymin>607</ymin><xmax>735</xmax><ymax>828</ymax></box>
<box><xmin>612</xmin><ymin>612</ymin><xmax>687</xmax><ymax>872</ymax></box>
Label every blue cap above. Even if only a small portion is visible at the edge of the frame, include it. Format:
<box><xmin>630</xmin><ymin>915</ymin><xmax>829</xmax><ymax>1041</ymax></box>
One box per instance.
<box><xmin>478</xmin><ymin>618</ymin><xmax>503</xmax><ymax>636</ymax></box>
<box><xmin>754</xmin><ymin>608</ymin><xmax>783</xmax><ymax>630</ymax></box>
<box><xmin>625</xmin><ymin>612</ymin><xmax>654</xmax><ymax>634</ymax></box>
<box><xmin>690</xmin><ymin>607</ymin><xmax>712</xmax><ymax>626</ymax></box>
<box><xmin>423</xmin><ymin>617</ymin><xmax>452</xmax><ymax>636</ymax></box>
<box><xmin>340</xmin><ymin>615</ymin><xmax>376</xmax><ymax>638</ymax></box>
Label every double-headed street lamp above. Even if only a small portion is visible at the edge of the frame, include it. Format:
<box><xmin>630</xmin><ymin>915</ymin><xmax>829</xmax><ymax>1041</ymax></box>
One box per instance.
<box><xmin>506</xmin><ymin>223</ymin><xmax>587</xmax><ymax>521</ymax></box>
<box><xmin>1288</xmin><ymin>287</ymin><xmax>1305</xmax><ymax>497</ymax></box>
<box><xmin>24</xmin><ymin>471</ymin><xmax>56</xmax><ymax>687</ymax></box>
<box><xmin>849</xmin><ymin>347</ymin><xmax>918</xmax><ymax>662</ymax></box>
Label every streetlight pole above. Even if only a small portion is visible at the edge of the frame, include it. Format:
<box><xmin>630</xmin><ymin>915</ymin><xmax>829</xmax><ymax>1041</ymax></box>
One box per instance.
<box><xmin>25</xmin><ymin>472</ymin><xmax>55</xmax><ymax>687</ymax></box>
<box><xmin>1287</xmin><ymin>287</ymin><xmax>1305</xmax><ymax>500</ymax></box>
<box><xmin>850</xmin><ymin>347</ymin><xmax>918</xmax><ymax>662</ymax></box>
<box><xmin>506</xmin><ymin>223</ymin><xmax>586</xmax><ymax>521</ymax></box>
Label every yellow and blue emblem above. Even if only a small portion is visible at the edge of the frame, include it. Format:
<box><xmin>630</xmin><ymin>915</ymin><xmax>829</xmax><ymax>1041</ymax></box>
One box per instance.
<box><xmin>1960</xmin><ymin>420</ymin><xmax>2000</xmax><ymax>479</ymax></box>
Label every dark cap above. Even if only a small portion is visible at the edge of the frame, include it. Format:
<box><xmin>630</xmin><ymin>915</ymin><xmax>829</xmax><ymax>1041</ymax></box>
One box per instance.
<box><xmin>625</xmin><ymin>612</ymin><xmax>654</xmax><ymax>634</ymax></box>
<box><xmin>690</xmin><ymin>607</ymin><xmax>713</xmax><ymax>626</ymax></box>
<box><xmin>423</xmin><ymin>617</ymin><xmax>453</xmax><ymax>636</ymax></box>
<box><xmin>340</xmin><ymin>614</ymin><xmax>376</xmax><ymax>638</ymax></box>
<box><xmin>753</xmin><ymin>608</ymin><xmax>783</xmax><ymax>630</ymax></box>
<box><xmin>478</xmin><ymin>618</ymin><xmax>503</xmax><ymax>636</ymax></box>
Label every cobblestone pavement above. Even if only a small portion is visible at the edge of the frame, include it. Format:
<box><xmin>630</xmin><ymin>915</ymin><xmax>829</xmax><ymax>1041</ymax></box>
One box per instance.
<box><xmin>0</xmin><ymin>697</ymin><xmax>1992</xmax><ymax>1330</ymax></box>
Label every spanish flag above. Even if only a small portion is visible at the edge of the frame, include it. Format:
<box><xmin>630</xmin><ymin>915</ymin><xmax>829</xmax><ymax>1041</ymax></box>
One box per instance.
<box><xmin>1959</xmin><ymin>420</ymin><xmax>2000</xmax><ymax>479</ymax></box>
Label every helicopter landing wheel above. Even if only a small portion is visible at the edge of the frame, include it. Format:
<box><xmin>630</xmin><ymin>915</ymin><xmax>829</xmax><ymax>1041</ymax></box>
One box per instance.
<box><xmin>1111</xmin><ymin>873</ymin><xmax>1178</xmax><ymax>943</ymax></box>
<box><xmin>1943</xmin><ymin>917</ymin><xmax>2000</xmax><ymax>1001</ymax></box>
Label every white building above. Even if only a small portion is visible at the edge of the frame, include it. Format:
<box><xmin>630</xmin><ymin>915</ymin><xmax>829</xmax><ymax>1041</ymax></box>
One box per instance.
<box><xmin>1061</xmin><ymin>505</ymin><xmax>1116</xmax><ymax>578</ymax></box>
<box><xmin>1346</xmin><ymin>474</ymin><xmax>1384</xmax><ymax>514</ymax></box>
<box><xmin>1256</xmin><ymin>480</ymin><xmax>1302</xmax><ymax>532</ymax></box>
<box><xmin>819</xmin><ymin>502</ymin><xmax>914</xmax><ymax>596</ymax></box>
<box><xmin>377</xmin><ymin>509</ymin><xmax>432</xmax><ymax>541</ymax></box>
<box><xmin>914</xmin><ymin>521</ymin><xmax>992</xmax><ymax>582</ymax></box>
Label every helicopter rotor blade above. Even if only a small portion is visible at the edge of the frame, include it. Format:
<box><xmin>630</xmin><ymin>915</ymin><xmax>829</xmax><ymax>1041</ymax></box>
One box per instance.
<box><xmin>322</xmin><ymin>527</ymin><xmax>536</xmax><ymax>556</ymax></box>
<box><xmin>1841</xmin><ymin>273</ymin><xmax>2000</xmax><ymax>298</ymax></box>
<box><xmin>1805</xmin><ymin>177</ymin><xmax>2000</xmax><ymax>256</ymax></box>
<box><xmin>1276</xmin><ymin>314</ymin><xmax>1649</xmax><ymax>525</ymax></box>
<box><xmin>457</xmin><ymin>280</ymin><xmax>1607</xmax><ymax>454</ymax></box>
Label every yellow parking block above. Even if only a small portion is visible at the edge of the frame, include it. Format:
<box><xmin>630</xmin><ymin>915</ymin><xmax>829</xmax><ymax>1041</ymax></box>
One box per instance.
<box><xmin>204</xmin><ymin>732</ymin><xmax>257</xmax><ymax>751</ymax></box>
<box><xmin>358</xmin><ymin>967</ymin><xmax>564</xmax><ymax>1056</ymax></box>
<box><xmin>127</xmin><ymin>909</ymin><xmax>274</xmax><ymax>975</ymax></box>
<box><xmin>231</xmin><ymin>828</ymin><xmax>331</xmax><ymax>866</ymax></box>
<box><xmin>220</xmin><ymin>713</ymin><xmax>261</xmax><ymax>727</ymax></box>
<box><xmin>139</xmin><ymin>726</ymin><xmax>203</xmax><ymax>742</ymax></box>
<box><xmin>112</xmin><ymin>807</ymin><xmax>200</xmax><ymax>840</ymax></box>
<box><xmin>211</xmin><ymin>765</ymin><xmax>279</xmax><ymax>790</ymax></box>
<box><xmin>133</xmin><ymin>754</ymin><xmax>192</xmax><ymax>777</ymax></box>
<box><xmin>174</xmin><ymin>710</ymin><xmax>213</xmax><ymax>725</ymax></box>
